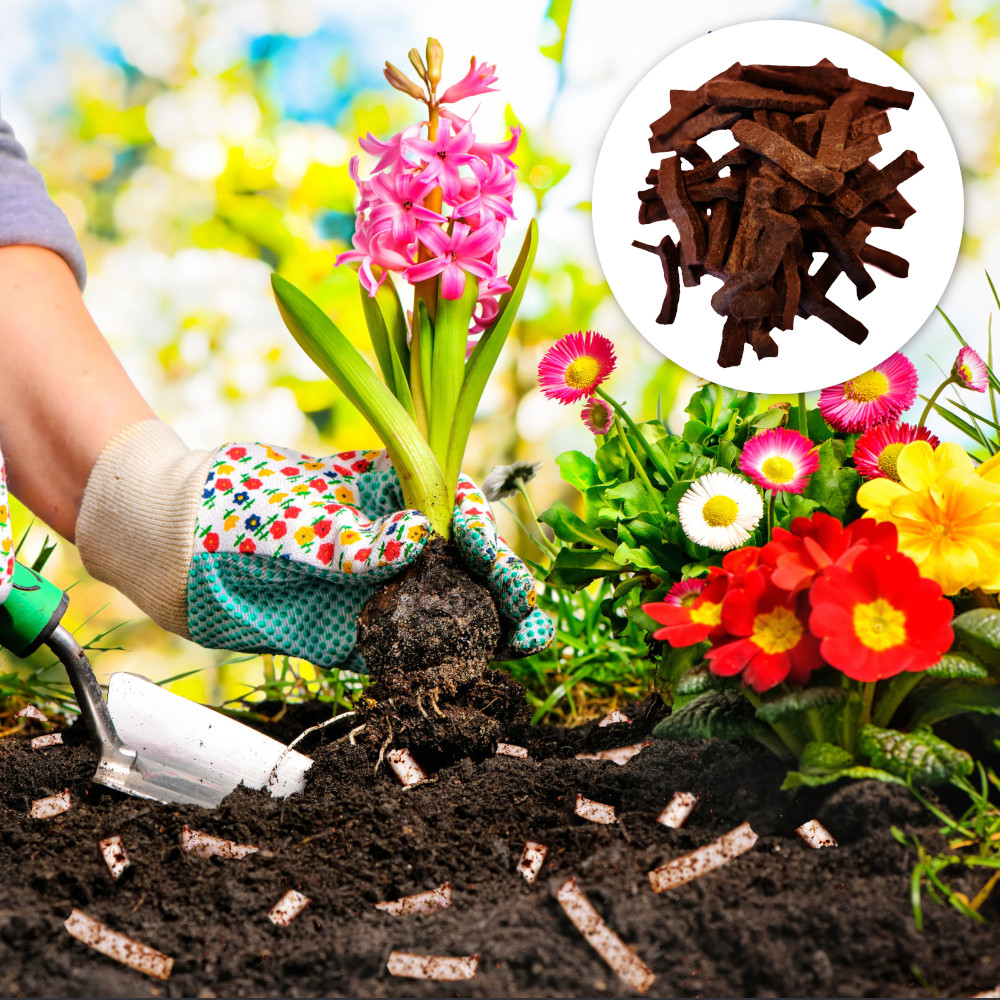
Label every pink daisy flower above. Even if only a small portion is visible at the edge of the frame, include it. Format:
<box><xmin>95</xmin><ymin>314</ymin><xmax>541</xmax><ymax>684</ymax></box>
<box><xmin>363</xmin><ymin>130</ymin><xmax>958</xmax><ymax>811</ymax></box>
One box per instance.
<box><xmin>852</xmin><ymin>422</ymin><xmax>941</xmax><ymax>481</ymax></box>
<box><xmin>817</xmin><ymin>352</ymin><xmax>919</xmax><ymax>432</ymax></box>
<box><xmin>954</xmin><ymin>345</ymin><xmax>989</xmax><ymax>392</ymax></box>
<box><xmin>739</xmin><ymin>427</ymin><xmax>819</xmax><ymax>494</ymax></box>
<box><xmin>664</xmin><ymin>578</ymin><xmax>706</xmax><ymax>607</ymax></box>
<box><xmin>581</xmin><ymin>397</ymin><xmax>614</xmax><ymax>435</ymax></box>
<box><xmin>538</xmin><ymin>331</ymin><xmax>617</xmax><ymax>404</ymax></box>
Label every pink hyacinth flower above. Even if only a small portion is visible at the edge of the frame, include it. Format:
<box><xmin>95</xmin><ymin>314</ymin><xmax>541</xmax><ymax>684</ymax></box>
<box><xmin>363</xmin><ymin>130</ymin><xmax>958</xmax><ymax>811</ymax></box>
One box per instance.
<box><xmin>441</xmin><ymin>110</ymin><xmax>521</xmax><ymax>173</ymax></box>
<box><xmin>407</xmin><ymin>118</ymin><xmax>476</xmax><ymax>202</ymax></box>
<box><xmin>407</xmin><ymin>220</ymin><xmax>503</xmax><ymax>299</ymax></box>
<box><xmin>439</xmin><ymin>57</ymin><xmax>500</xmax><ymax>104</ymax></box>
<box><xmin>358</xmin><ymin>124</ymin><xmax>420</xmax><ymax>173</ymax></box>
<box><xmin>472</xmin><ymin>272</ymin><xmax>512</xmax><ymax>334</ymax></box>
<box><xmin>456</xmin><ymin>155</ymin><xmax>517</xmax><ymax>225</ymax></box>
<box><xmin>954</xmin><ymin>345</ymin><xmax>989</xmax><ymax>392</ymax></box>
<box><xmin>348</xmin><ymin>156</ymin><xmax>374</xmax><ymax>213</ymax></box>
<box><xmin>739</xmin><ymin>427</ymin><xmax>819</xmax><ymax>494</ymax></box>
<box><xmin>817</xmin><ymin>352</ymin><xmax>919</xmax><ymax>432</ymax></box>
<box><xmin>336</xmin><ymin>219</ymin><xmax>414</xmax><ymax>296</ymax></box>
<box><xmin>368</xmin><ymin>169</ymin><xmax>446</xmax><ymax>246</ymax></box>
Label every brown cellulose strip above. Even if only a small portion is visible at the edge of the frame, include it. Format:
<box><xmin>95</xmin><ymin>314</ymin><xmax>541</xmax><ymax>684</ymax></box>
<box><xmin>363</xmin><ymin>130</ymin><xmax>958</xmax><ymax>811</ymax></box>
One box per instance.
<box><xmin>635</xmin><ymin>59</ymin><xmax>920</xmax><ymax>366</ymax></box>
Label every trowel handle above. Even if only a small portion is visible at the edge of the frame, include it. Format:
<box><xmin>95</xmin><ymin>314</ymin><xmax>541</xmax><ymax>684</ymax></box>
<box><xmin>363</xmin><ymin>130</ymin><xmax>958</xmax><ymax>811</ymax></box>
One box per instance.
<box><xmin>0</xmin><ymin>561</ymin><xmax>69</xmax><ymax>658</ymax></box>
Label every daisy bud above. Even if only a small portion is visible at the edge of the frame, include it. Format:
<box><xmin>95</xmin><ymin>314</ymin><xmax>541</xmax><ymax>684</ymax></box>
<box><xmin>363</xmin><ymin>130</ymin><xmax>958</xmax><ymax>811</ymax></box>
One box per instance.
<box><xmin>408</xmin><ymin>47</ymin><xmax>428</xmax><ymax>83</ymax></box>
<box><xmin>426</xmin><ymin>37</ymin><xmax>444</xmax><ymax>88</ymax></box>
<box><xmin>384</xmin><ymin>62</ymin><xmax>425</xmax><ymax>101</ymax></box>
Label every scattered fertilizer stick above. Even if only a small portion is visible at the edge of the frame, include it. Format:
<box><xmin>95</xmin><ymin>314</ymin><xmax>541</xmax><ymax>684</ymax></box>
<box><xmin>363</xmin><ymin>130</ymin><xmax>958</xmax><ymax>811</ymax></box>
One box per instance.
<box><xmin>98</xmin><ymin>835</ymin><xmax>130</xmax><ymax>881</ymax></box>
<box><xmin>30</xmin><ymin>733</ymin><xmax>63</xmax><ymax>750</ymax></box>
<box><xmin>386</xmin><ymin>952</ymin><xmax>478</xmax><ymax>981</ymax></box>
<box><xmin>16</xmin><ymin>706</ymin><xmax>47</xmax><ymax>722</ymax></box>
<box><xmin>648</xmin><ymin>821</ymin><xmax>758</xmax><ymax>893</ymax></box>
<box><xmin>495</xmin><ymin>743</ymin><xmax>529</xmax><ymax>759</ymax></box>
<box><xmin>656</xmin><ymin>792</ymin><xmax>698</xmax><ymax>829</ymax></box>
<box><xmin>598</xmin><ymin>710</ymin><xmax>631</xmax><ymax>727</ymax></box>
<box><xmin>518</xmin><ymin>841</ymin><xmax>548</xmax><ymax>885</ymax></box>
<box><xmin>575</xmin><ymin>742</ymin><xmax>653</xmax><ymax>765</ymax></box>
<box><xmin>180</xmin><ymin>825</ymin><xmax>258</xmax><ymax>859</ymax></box>
<box><xmin>64</xmin><ymin>909</ymin><xmax>173</xmax><ymax>980</ymax></box>
<box><xmin>796</xmin><ymin>819</ymin><xmax>838</xmax><ymax>848</ymax></box>
<box><xmin>554</xmin><ymin>877</ymin><xmax>656</xmax><ymax>994</ymax></box>
<box><xmin>575</xmin><ymin>794</ymin><xmax>618</xmax><ymax>825</ymax></box>
<box><xmin>375</xmin><ymin>883</ymin><xmax>452</xmax><ymax>916</ymax></box>
<box><xmin>30</xmin><ymin>789</ymin><xmax>70</xmax><ymax>819</ymax></box>
<box><xmin>268</xmin><ymin>890</ymin><xmax>311</xmax><ymax>926</ymax></box>
<box><xmin>387</xmin><ymin>748</ymin><xmax>427</xmax><ymax>786</ymax></box>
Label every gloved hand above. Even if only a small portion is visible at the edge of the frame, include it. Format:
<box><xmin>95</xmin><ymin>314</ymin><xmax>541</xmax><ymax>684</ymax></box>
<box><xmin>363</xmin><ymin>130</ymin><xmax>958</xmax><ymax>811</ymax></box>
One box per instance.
<box><xmin>0</xmin><ymin>445</ymin><xmax>12</xmax><ymax>605</ymax></box>
<box><xmin>76</xmin><ymin>421</ymin><xmax>553</xmax><ymax>670</ymax></box>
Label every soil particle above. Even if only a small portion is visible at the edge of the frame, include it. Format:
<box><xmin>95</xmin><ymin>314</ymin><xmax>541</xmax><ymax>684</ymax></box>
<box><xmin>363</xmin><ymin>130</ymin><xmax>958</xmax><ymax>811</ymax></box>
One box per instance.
<box><xmin>0</xmin><ymin>704</ymin><xmax>997</xmax><ymax>998</ymax></box>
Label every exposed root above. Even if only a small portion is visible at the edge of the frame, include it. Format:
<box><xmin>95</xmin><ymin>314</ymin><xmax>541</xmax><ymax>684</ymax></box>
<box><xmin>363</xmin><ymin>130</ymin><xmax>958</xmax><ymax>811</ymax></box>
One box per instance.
<box><xmin>374</xmin><ymin>726</ymin><xmax>394</xmax><ymax>776</ymax></box>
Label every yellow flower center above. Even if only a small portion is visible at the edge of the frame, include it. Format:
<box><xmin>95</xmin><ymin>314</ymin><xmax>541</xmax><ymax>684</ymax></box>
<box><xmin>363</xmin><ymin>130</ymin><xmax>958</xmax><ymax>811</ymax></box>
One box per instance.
<box><xmin>750</xmin><ymin>606</ymin><xmax>803</xmax><ymax>654</ymax></box>
<box><xmin>702</xmin><ymin>495</ymin><xmax>739</xmax><ymax>527</ymax></box>
<box><xmin>853</xmin><ymin>597</ymin><xmax>907</xmax><ymax>651</ymax></box>
<box><xmin>959</xmin><ymin>363</ymin><xmax>972</xmax><ymax>384</ymax></box>
<box><xmin>844</xmin><ymin>370</ymin><xmax>889</xmax><ymax>402</ymax></box>
<box><xmin>563</xmin><ymin>356</ymin><xmax>601</xmax><ymax>390</ymax></box>
<box><xmin>761</xmin><ymin>455</ymin><xmax>795</xmax><ymax>484</ymax></box>
<box><xmin>877</xmin><ymin>442</ymin><xmax>905</xmax><ymax>481</ymax></box>
<box><xmin>689</xmin><ymin>601</ymin><xmax>722</xmax><ymax>627</ymax></box>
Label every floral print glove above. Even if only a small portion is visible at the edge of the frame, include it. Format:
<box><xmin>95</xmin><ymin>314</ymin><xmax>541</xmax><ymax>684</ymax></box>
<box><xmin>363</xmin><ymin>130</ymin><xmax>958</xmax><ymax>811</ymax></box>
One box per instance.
<box><xmin>187</xmin><ymin>442</ymin><xmax>553</xmax><ymax>670</ymax></box>
<box><xmin>0</xmin><ymin>447</ymin><xmax>12</xmax><ymax>605</ymax></box>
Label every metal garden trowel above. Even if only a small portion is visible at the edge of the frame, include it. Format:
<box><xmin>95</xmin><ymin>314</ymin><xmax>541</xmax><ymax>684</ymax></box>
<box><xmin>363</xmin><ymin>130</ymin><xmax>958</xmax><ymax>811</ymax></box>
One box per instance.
<box><xmin>0</xmin><ymin>561</ymin><xmax>313</xmax><ymax>808</ymax></box>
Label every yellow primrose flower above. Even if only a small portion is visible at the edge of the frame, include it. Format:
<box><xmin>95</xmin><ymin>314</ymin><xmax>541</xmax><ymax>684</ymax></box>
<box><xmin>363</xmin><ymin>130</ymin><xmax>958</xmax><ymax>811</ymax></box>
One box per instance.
<box><xmin>294</xmin><ymin>525</ymin><xmax>315</xmax><ymax>545</ymax></box>
<box><xmin>858</xmin><ymin>441</ymin><xmax>1000</xmax><ymax>594</ymax></box>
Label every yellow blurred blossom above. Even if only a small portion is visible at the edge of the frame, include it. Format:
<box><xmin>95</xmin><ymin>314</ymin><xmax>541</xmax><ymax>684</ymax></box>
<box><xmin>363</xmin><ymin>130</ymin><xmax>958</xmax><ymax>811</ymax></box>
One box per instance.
<box><xmin>857</xmin><ymin>440</ymin><xmax>1000</xmax><ymax>594</ymax></box>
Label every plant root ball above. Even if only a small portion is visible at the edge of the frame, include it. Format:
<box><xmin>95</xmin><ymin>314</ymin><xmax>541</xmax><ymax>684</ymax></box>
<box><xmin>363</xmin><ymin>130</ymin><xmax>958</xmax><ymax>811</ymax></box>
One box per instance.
<box><xmin>355</xmin><ymin>536</ymin><xmax>528</xmax><ymax>761</ymax></box>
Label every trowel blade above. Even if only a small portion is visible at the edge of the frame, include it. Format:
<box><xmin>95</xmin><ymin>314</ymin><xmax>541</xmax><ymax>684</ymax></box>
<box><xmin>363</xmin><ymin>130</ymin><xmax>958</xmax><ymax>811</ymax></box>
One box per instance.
<box><xmin>104</xmin><ymin>672</ymin><xmax>313</xmax><ymax>808</ymax></box>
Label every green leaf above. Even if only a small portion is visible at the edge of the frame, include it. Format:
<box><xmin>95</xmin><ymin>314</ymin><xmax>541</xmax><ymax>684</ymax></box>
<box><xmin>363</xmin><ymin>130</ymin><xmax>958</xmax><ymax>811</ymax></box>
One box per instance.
<box><xmin>953</xmin><ymin>609</ymin><xmax>1000</xmax><ymax>670</ymax></box>
<box><xmin>782</xmin><ymin>766</ymin><xmax>906</xmax><ymax>790</ymax></box>
<box><xmin>357</xmin><ymin>279</ymin><xmax>415</xmax><ymax>421</ymax></box>
<box><xmin>673</xmin><ymin>659</ymin><xmax>729</xmax><ymax>699</ymax></box>
<box><xmin>449</xmin><ymin>220</ymin><xmax>537</xmax><ymax>487</ymax></box>
<box><xmin>802</xmin><ymin>439</ymin><xmax>861</xmax><ymax>521</ymax></box>
<box><xmin>798</xmin><ymin>740</ymin><xmax>854</xmax><ymax>772</ymax></box>
<box><xmin>857</xmin><ymin>725</ymin><xmax>973</xmax><ymax>785</ymax></box>
<box><xmin>653</xmin><ymin>689</ymin><xmax>766</xmax><ymax>741</ymax></box>
<box><xmin>540</xmin><ymin>0</ymin><xmax>572</xmax><ymax>62</ymax></box>
<box><xmin>613</xmin><ymin>542</ymin><xmax>661</xmax><ymax>572</ymax></box>
<box><xmin>539</xmin><ymin>500</ymin><xmax>617</xmax><ymax>551</ymax></box>
<box><xmin>624</xmin><ymin>606</ymin><xmax>661</xmax><ymax>632</ymax></box>
<box><xmin>271</xmin><ymin>274</ymin><xmax>449</xmax><ymax>531</ymax></box>
<box><xmin>603</xmin><ymin>479</ymin><xmax>662</xmax><ymax>519</ymax></box>
<box><xmin>755</xmin><ymin>687</ymin><xmax>848</xmax><ymax>724</ymax></box>
<box><xmin>543</xmin><ymin>547</ymin><xmax>622</xmax><ymax>589</ymax></box>
<box><xmin>429</xmin><ymin>273</ymin><xmax>479</xmax><ymax>480</ymax></box>
<box><xmin>747</xmin><ymin>408</ymin><xmax>787</xmax><ymax>431</ymax></box>
<box><xmin>926</xmin><ymin>653</ymin><xmax>991</xmax><ymax>680</ymax></box>
<box><xmin>556</xmin><ymin>451</ymin><xmax>601</xmax><ymax>491</ymax></box>
<box><xmin>906</xmin><ymin>681</ymin><xmax>1000</xmax><ymax>727</ymax></box>
<box><xmin>784</xmin><ymin>494</ymin><xmax>822</xmax><ymax>523</ymax></box>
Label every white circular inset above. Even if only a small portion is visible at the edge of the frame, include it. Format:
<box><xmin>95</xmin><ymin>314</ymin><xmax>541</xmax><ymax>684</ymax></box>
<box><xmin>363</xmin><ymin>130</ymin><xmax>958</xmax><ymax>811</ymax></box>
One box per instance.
<box><xmin>592</xmin><ymin>20</ymin><xmax>963</xmax><ymax>394</ymax></box>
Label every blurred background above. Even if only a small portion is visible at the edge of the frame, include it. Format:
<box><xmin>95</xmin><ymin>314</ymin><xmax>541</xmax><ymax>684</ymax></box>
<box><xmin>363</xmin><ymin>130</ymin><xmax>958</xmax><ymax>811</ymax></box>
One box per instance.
<box><xmin>0</xmin><ymin>0</ymin><xmax>997</xmax><ymax>712</ymax></box>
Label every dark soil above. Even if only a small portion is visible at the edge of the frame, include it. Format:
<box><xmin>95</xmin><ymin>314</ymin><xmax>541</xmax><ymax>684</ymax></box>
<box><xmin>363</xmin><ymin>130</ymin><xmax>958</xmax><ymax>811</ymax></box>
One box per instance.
<box><xmin>1</xmin><ymin>700</ymin><xmax>998</xmax><ymax>999</ymax></box>
<box><xmin>356</xmin><ymin>538</ymin><xmax>527</xmax><ymax>762</ymax></box>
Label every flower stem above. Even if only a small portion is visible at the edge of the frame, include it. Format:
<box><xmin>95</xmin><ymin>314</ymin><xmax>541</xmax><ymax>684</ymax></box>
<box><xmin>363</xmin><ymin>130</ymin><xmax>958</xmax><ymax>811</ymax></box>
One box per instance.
<box><xmin>797</xmin><ymin>392</ymin><xmax>808</xmax><ymax>436</ymax></box>
<box><xmin>859</xmin><ymin>681</ymin><xmax>876</xmax><ymax>726</ymax></box>
<box><xmin>918</xmin><ymin>375</ymin><xmax>956</xmax><ymax>428</ymax></box>
<box><xmin>743</xmin><ymin>688</ymin><xmax>803</xmax><ymax>759</ymax></box>
<box><xmin>414</xmin><ymin>103</ymin><xmax>442</xmax><ymax>325</ymax></box>
<box><xmin>517</xmin><ymin>485</ymin><xmax>559</xmax><ymax>559</ymax></box>
<box><xmin>613</xmin><ymin>414</ymin><xmax>667</xmax><ymax>518</ymax></box>
<box><xmin>871</xmin><ymin>672</ymin><xmax>924</xmax><ymax>728</ymax></box>
<box><xmin>970</xmin><ymin>587</ymin><xmax>1000</xmax><ymax>609</ymax></box>
<box><xmin>766</xmin><ymin>491</ymin><xmax>776</xmax><ymax>542</ymax></box>
<box><xmin>597</xmin><ymin>387</ymin><xmax>671</xmax><ymax>483</ymax></box>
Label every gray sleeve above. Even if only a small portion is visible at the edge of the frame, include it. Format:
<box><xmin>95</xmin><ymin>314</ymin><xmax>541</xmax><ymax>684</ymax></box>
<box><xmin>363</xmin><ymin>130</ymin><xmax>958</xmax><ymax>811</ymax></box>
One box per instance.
<box><xmin>0</xmin><ymin>108</ymin><xmax>87</xmax><ymax>289</ymax></box>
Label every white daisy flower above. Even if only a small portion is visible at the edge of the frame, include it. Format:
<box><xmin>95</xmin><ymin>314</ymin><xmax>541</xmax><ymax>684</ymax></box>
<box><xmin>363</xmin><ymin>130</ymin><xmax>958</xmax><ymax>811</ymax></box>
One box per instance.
<box><xmin>678</xmin><ymin>472</ymin><xmax>764</xmax><ymax>551</ymax></box>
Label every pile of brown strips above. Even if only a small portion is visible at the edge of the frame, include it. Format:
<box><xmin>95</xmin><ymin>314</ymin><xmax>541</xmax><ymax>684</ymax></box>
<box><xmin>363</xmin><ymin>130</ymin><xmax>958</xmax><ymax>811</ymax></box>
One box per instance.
<box><xmin>633</xmin><ymin>59</ymin><xmax>922</xmax><ymax>367</ymax></box>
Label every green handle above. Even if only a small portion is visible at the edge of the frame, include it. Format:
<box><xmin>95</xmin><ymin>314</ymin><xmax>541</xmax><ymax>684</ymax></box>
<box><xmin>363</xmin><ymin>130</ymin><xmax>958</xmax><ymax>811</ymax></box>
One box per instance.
<box><xmin>0</xmin><ymin>561</ymin><xmax>68</xmax><ymax>658</ymax></box>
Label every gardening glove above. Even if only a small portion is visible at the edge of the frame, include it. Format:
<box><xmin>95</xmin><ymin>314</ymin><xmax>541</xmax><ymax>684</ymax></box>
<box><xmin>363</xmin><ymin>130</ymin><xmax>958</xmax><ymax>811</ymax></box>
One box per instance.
<box><xmin>0</xmin><ymin>444</ymin><xmax>13</xmax><ymax>605</ymax></box>
<box><xmin>76</xmin><ymin>420</ymin><xmax>552</xmax><ymax>670</ymax></box>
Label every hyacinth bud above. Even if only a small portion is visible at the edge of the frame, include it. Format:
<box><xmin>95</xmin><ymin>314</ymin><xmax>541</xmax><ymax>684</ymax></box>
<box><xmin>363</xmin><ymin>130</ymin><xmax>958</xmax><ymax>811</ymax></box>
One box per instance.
<box><xmin>384</xmin><ymin>62</ymin><xmax>425</xmax><ymax>100</ymax></box>
<box><xmin>426</xmin><ymin>37</ymin><xmax>444</xmax><ymax>88</ymax></box>
<box><xmin>408</xmin><ymin>47</ymin><xmax>428</xmax><ymax>82</ymax></box>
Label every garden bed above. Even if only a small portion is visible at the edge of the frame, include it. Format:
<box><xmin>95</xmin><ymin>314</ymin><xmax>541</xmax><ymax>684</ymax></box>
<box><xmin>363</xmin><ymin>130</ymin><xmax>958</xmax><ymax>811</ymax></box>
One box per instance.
<box><xmin>0</xmin><ymin>702</ymin><xmax>997</xmax><ymax>999</ymax></box>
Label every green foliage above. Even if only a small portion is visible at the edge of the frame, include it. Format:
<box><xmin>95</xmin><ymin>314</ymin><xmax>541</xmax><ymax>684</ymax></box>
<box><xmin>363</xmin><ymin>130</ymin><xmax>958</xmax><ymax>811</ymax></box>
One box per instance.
<box><xmin>857</xmin><ymin>724</ymin><xmax>973</xmax><ymax>785</ymax></box>
<box><xmin>926</xmin><ymin>652</ymin><xmax>991</xmax><ymax>680</ymax></box>
<box><xmin>952</xmin><ymin>609</ymin><xmax>1000</xmax><ymax>671</ymax></box>
<box><xmin>755</xmin><ymin>687</ymin><xmax>848</xmax><ymax>724</ymax></box>
<box><xmin>653</xmin><ymin>689</ymin><xmax>766</xmax><ymax>741</ymax></box>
